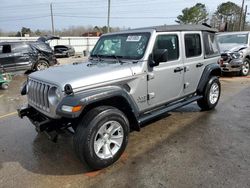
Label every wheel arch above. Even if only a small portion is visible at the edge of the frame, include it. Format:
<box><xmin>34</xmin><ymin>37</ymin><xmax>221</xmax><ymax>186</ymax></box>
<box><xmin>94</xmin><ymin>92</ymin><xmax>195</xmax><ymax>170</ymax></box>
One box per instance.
<box><xmin>197</xmin><ymin>63</ymin><xmax>221</xmax><ymax>94</ymax></box>
<box><xmin>57</xmin><ymin>86</ymin><xmax>141</xmax><ymax>131</ymax></box>
<box><xmin>80</xmin><ymin>96</ymin><xmax>140</xmax><ymax>131</ymax></box>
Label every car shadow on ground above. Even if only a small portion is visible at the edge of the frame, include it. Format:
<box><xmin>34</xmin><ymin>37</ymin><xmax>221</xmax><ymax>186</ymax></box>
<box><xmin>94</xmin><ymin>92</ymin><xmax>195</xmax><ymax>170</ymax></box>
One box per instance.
<box><xmin>0</xmin><ymin>117</ymin><xmax>92</xmax><ymax>175</ymax></box>
<box><xmin>0</xmin><ymin>105</ymin><xmax>205</xmax><ymax>176</ymax></box>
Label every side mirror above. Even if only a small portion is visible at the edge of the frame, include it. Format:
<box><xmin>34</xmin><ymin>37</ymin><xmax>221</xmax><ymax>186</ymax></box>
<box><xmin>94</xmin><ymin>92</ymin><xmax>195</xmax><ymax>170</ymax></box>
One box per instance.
<box><xmin>149</xmin><ymin>49</ymin><xmax>168</xmax><ymax>67</ymax></box>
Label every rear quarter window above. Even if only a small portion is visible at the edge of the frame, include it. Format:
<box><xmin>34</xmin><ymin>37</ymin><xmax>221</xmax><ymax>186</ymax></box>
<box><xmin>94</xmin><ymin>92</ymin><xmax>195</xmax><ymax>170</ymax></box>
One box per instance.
<box><xmin>203</xmin><ymin>32</ymin><xmax>220</xmax><ymax>58</ymax></box>
<box><xmin>12</xmin><ymin>43</ymin><xmax>31</xmax><ymax>53</ymax></box>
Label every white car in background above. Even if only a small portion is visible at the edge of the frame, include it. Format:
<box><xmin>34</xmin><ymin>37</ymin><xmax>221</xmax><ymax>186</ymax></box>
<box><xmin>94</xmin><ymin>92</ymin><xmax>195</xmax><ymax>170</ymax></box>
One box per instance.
<box><xmin>217</xmin><ymin>32</ymin><xmax>250</xmax><ymax>76</ymax></box>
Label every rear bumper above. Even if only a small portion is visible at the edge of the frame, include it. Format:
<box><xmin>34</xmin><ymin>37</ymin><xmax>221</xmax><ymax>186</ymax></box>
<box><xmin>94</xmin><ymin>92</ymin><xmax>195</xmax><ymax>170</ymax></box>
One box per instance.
<box><xmin>55</xmin><ymin>52</ymin><xmax>67</xmax><ymax>57</ymax></box>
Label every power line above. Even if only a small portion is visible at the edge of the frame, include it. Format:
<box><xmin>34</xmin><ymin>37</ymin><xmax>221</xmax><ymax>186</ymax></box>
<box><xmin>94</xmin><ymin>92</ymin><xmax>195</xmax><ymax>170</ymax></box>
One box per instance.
<box><xmin>54</xmin><ymin>14</ymin><xmax>176</xmax><ymax>19</ymax></box>
<box><xmin>0</xmin><ymin>15</ymin><xmax>50</xmax><ymax>22</ymax></box>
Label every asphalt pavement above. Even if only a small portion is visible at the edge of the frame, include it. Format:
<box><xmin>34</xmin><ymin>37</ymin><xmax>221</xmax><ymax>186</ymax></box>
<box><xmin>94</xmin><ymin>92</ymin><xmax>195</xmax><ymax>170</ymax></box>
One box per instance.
<box><xmin>0</xmin><ymin>67</ymin><xmax>249</xmax><ymax>188</ymax></box>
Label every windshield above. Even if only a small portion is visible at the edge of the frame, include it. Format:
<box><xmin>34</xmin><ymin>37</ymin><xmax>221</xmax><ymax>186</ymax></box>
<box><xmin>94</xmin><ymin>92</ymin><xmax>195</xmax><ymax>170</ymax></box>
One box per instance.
<box><xmin>91</xmin><ymin>32</ymin><xmax>150</xmax><ymax>60</ymax></box>
<box><xmin>217</xmin><ymin>34</ymin><xmax>248</xmax><ymax>44</ymax></box>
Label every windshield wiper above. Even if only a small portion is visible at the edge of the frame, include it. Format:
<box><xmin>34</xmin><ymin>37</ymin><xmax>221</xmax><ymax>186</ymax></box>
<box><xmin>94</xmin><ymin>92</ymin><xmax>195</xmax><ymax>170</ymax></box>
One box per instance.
<box><xmin>90</xmin><ymin>54</ymin><xmax>104</xmax><ymax>62</ymax></box>
<box><xmin>106</xmin><ymin>55</ymin><xmax>127</xmax><ymax>64</ymax></box>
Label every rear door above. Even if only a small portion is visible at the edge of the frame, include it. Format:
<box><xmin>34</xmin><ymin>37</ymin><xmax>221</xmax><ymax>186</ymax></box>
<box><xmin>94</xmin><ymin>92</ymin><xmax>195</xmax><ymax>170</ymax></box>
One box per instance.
<box><xmin>0</xmin><ymin>44</ymin><xmax>16</xmax><ymax>72</ymax></box>
<box><xmin>182</xmin><ymin>32</ymin><xmax>220</xmax><ymax>95</ymax></box>
<box><xmin>14</xmin><ymin>43</ymin><xmax>33</xmax><ymax>71</ymax></box>
<box><xmin>147</xmin><ymin>32</ymin><xmax>184</xmax><ymax>107</ymax></box>
<box><xmin>182</xmin><ymin>32</ymin><xmax>205</xmax><ymax>95</ymax></box>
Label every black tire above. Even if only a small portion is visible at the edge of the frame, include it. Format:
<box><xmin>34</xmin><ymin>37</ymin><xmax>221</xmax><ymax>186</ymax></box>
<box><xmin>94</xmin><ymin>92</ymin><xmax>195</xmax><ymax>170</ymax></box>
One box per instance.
<box><xmin>197</xmin><ymin>76</ymin><xmax>221</xmax><ymax>110</ymax></box>
<box><xmin>240</xmin><ymin>59</ymin><xmax>250</xmax><ymax>76</ymax></box>
<box><xmin>73</xmin><ymin>106</ymin><xmax>129</xmax><ymax>170</ymax></box>
<box><xmin>1</xmin><ymin>83</ymin><xmax>9</xmax><ymax>90</ymax></box>
<box><xmin>35</xmin><ymin>60</ymin><xmax>49</xmax><ymax>71</ymax></box>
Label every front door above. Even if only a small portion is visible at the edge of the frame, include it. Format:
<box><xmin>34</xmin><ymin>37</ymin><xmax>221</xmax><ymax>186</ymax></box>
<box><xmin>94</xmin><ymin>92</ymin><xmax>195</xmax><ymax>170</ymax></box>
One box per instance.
<box><xmin>147</xmin><ymin>32</ymin><xmax>184</xmax><ymax>108</ymax></box>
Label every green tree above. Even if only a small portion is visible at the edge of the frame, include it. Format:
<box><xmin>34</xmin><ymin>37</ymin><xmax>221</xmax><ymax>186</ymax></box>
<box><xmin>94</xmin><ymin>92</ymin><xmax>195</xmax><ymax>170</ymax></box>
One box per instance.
<box><xmin>21</xmin><ymin>27</ymin><xmax>32</xmax><ymax>36</ymax></box>
<box><xmin>15</xmin><ymin>27</ymin><xmax>32</xmax><ymax>37</ymax></box>
<box><xmin>213</xmin><ymin>1</ymin><xmax>241</xmax><ymax>31</ymax></box>
<box><xmin>34</xmin><ymin>29</ymin><xmax>42</xmax><ymax>36</ymax></box>
<box><xmin>176</xmin><ymin>3</ymin><xmax>208</xmax><ymax>24</ymax></box>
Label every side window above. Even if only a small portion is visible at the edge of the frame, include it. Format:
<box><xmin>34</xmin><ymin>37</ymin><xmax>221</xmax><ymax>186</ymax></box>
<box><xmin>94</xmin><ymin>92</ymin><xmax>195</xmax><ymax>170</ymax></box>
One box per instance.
<box><xmin>203</xmin><ymin>32</ymin><xmax>219</xmax><ymax>58</ymax></box>
<box><xmin>154</xmin><ymin>34</ymin><xmax>179</xmax><ymax>61</ymax></box>
<box><xmin>2</xmin><ymin>45</ymin><xmax>11</xmax><ymax>53</ymax></box>
<box><xmin>185</xmin><ymin>34</ymin><xmax>201</xmax><ymax>58</ymax></box>
<box><xmin>12</xmin><ymin>43</ymin><xmax>30</xmax><ymax>53</ymax></box>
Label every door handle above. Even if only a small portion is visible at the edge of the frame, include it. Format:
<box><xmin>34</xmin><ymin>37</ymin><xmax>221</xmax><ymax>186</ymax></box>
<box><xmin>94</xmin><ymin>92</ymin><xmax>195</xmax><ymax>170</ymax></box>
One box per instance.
<box><xmin>174</xmin><ymin>67</ymin><xmax>184</xmax><ymax>73</ymax></box>
<box><xmin>196</xmin><ymin>63</ymin><xmax>204</xmax><ymax>68</ymax></box>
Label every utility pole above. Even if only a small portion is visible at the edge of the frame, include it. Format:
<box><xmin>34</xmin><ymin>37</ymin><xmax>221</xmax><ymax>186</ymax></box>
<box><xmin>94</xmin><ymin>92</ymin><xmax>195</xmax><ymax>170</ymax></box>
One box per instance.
<box><xmin>243</xmin><ymin>5</ymin><xmax>248</xmax><ymax>31</ymax></box>
<box><xmin>239</xmin><ymin>0</ymin><xmax>245</xmax><ymax>31</ymax></box>
<box><xmin>50</xmin><ymin>3</ymin><xmax>55</xmax><ymax>35</ymax></box>
<box><xmin>107</xmin><ymin>0</ymin><xmax>111</xmax><ymax>33</ymax></box>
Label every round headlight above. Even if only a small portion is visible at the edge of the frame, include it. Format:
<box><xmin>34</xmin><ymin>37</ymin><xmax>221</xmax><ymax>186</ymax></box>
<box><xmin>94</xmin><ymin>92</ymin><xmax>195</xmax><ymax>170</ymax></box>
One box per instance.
<box><xmin>48</xmin><ymin>87</ymin><xmax>61</xmax><ymax>105</ymax></box>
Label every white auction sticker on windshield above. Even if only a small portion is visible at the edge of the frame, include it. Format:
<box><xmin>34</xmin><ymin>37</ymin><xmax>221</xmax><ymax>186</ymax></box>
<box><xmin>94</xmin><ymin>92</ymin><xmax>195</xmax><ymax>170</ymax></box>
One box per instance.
<box><xmin>126</xmin><ymin>35</ymin><xmax>142</xmax><ymax>42</ymax></box>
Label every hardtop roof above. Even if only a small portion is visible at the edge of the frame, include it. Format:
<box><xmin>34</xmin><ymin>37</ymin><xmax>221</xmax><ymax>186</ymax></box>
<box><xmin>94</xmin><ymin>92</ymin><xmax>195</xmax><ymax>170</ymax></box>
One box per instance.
<box><xmin>133</xmin><ymin>24</ymin><xmax>218</xmax><ymax>33</ymax></box>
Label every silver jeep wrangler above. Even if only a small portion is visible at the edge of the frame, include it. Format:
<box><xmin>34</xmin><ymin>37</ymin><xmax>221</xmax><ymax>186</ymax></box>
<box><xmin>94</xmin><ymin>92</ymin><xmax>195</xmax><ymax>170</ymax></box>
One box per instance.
<box><xmin>18</xmin><ymin>25</ymin><xmax>221</xmax><ymax>169</ymax></box>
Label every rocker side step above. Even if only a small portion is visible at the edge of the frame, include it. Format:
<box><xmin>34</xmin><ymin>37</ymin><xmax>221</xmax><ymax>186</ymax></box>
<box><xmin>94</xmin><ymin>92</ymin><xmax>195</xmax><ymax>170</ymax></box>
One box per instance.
<box><xmin>138</xmin><ymin>95</ymin><xmax>202</xmax><ymax>125</ymax></box>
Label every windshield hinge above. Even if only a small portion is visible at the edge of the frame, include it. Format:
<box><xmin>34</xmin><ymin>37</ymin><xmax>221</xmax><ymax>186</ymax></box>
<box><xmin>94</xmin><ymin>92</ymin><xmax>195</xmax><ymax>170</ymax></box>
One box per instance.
<box><xmin>147</xmin><ymin>92</ymin><xmax>155</xmax><ymax>100</ymax></box>
<box><xmin>147</xmin><ymin>73</ymin><xmax>154</xmax><ymax>81</ymax></box>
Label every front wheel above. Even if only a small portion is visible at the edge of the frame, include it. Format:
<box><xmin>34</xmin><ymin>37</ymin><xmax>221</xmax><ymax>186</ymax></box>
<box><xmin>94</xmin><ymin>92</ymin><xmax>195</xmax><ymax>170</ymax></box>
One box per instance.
<box><xmin>240</xmin><ymin>59</ymin><xmax>250</xmax><ymax>76</ymax></box>
<box><xmin>197</xmin><ymin>76</ymin><xmax>221</xmax><ymax>110</ymax></box>
<box><xmin>73</xmin><ymin>106</ymin><xmax>129</xmax><ymax>170</ymax></box>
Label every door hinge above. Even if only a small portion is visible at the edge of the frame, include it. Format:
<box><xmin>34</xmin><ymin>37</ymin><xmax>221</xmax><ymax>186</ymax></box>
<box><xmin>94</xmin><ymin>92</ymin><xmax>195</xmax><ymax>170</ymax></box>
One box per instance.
<box><xmin>184</xmin><ymin>82</ymin><xmax>190</xmax><ymax>89</ymax></box>
<box><xmin>184</xmin><ymin>66</ymin><xmax>190</xmax><ymax>72</ymax></box>
<box><xmin>147</xmin><ymin>92</ymin><xmax>155</xmax><ymax>100</ymax></box>
<box><xmin>147</xmin><ymin>73</ymin><xmax>155</xmax><ymax>81</ymax></box>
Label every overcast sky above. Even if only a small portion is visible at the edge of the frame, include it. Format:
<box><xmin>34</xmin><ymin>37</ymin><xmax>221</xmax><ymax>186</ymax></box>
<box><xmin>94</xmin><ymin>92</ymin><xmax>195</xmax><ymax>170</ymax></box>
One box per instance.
<box><xmin>0</xmin><ymin>0</ymin><xmax>245</xmax><ymax>32</ymax></box>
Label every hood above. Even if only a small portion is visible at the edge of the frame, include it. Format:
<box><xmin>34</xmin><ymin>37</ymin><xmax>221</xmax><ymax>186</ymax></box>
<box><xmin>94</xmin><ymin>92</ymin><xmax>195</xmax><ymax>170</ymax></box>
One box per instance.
<box><xmin>218</xmin><ymin>43</ymin><xmax>248</xmax><ymax>53</ymax></box>
<box><xmin>37</xmin><ymin>35</ymin><xmax>60</xmax><ymax>42</ymax></box>
<box><xmin>29</xmin><ymin>61</ymin><xmax>135</xmax><ymax>91</ymax></box>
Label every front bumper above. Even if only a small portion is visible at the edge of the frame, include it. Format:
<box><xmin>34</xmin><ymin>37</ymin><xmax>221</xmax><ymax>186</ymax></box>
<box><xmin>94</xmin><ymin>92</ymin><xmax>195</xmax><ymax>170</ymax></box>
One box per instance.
<box><xmin>17</xmin><ymin>105</ymin><xmax>74</xmax><ymax>133</ymax></box>
<box><xmin>17</xmin><ymin>106</ymin><xmax>55</xmax><ymax>132</ymax></box>
<box><xmin>219</xmin><ymin>58</ymin><xmax>243</xmax><ymax>72</ymax></box>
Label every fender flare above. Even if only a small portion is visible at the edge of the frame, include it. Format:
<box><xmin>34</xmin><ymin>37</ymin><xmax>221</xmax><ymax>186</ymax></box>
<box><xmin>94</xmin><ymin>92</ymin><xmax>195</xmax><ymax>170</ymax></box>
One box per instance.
<box><xmin>197</xmin><ymin>63</ymin><xmax>221</xmax><ymax>94</ymax></box>
<box><xmin>56</xmin><ymin>85</ymin><xmax>140</xmax><ymax>120</ymax></box>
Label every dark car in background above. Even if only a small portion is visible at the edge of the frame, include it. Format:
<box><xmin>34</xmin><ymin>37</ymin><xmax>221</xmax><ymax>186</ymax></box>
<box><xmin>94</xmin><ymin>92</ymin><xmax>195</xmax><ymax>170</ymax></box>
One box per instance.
<box><xmin>0</xmin><ymin>36</ymin><xmax>59</xmax><ymax>72</ymax></box>
<box><xmin>54</xmin><ymin>45</ymin><xmax>75</xmax><ymax>57</ymax></box>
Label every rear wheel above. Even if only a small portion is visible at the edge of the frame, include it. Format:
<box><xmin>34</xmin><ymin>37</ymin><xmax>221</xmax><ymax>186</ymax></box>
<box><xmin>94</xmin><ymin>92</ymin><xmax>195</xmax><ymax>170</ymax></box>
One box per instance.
<box><xmin>240</xmin><ymin>59</ymin><xmax>250</xmax><ymax>76</ymax></box>
<box><xmin>35</xmin><ymin>60</ymin><xmax>49</xmax><ymax>71</ymax></box>
<box><xmin>197</xmin><ymin>76</ymin><xmax>221</xmax><ymax>110</ymax></box>
<box><xmin>73</xmin><ymin>106</ymin><xmax>129</xmax><ymax>170</ymax></box>
<box><xmin>1</xmin><ymin>83</ymin><xmax>9</xmax><ymax>90</ymax></box>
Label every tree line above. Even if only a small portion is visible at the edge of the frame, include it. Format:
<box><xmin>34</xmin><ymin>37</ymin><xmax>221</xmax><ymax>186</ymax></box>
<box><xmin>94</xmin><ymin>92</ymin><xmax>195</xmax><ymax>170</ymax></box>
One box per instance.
<box><xmin>0</xmin><ymin>25</ymin><xmax>124</xmax><ymax>37</ymax></box>
<box><xmin>0</xmin><ymin>1</ymin><xmax>247</xmax><ymax>37</ymax></box>
<box><xmin>176</xmin><ymin>1</ymin><xmax>247</xmax><ymax>31</ymax></box>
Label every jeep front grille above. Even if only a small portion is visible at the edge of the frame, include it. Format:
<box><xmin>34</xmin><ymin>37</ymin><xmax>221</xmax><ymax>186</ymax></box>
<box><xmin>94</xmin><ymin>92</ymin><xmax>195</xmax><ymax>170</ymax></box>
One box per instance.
<box><xmin>28</xmin><ymin>79</ymin><xmax>50</xmax><ymax>112</ymax></box>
